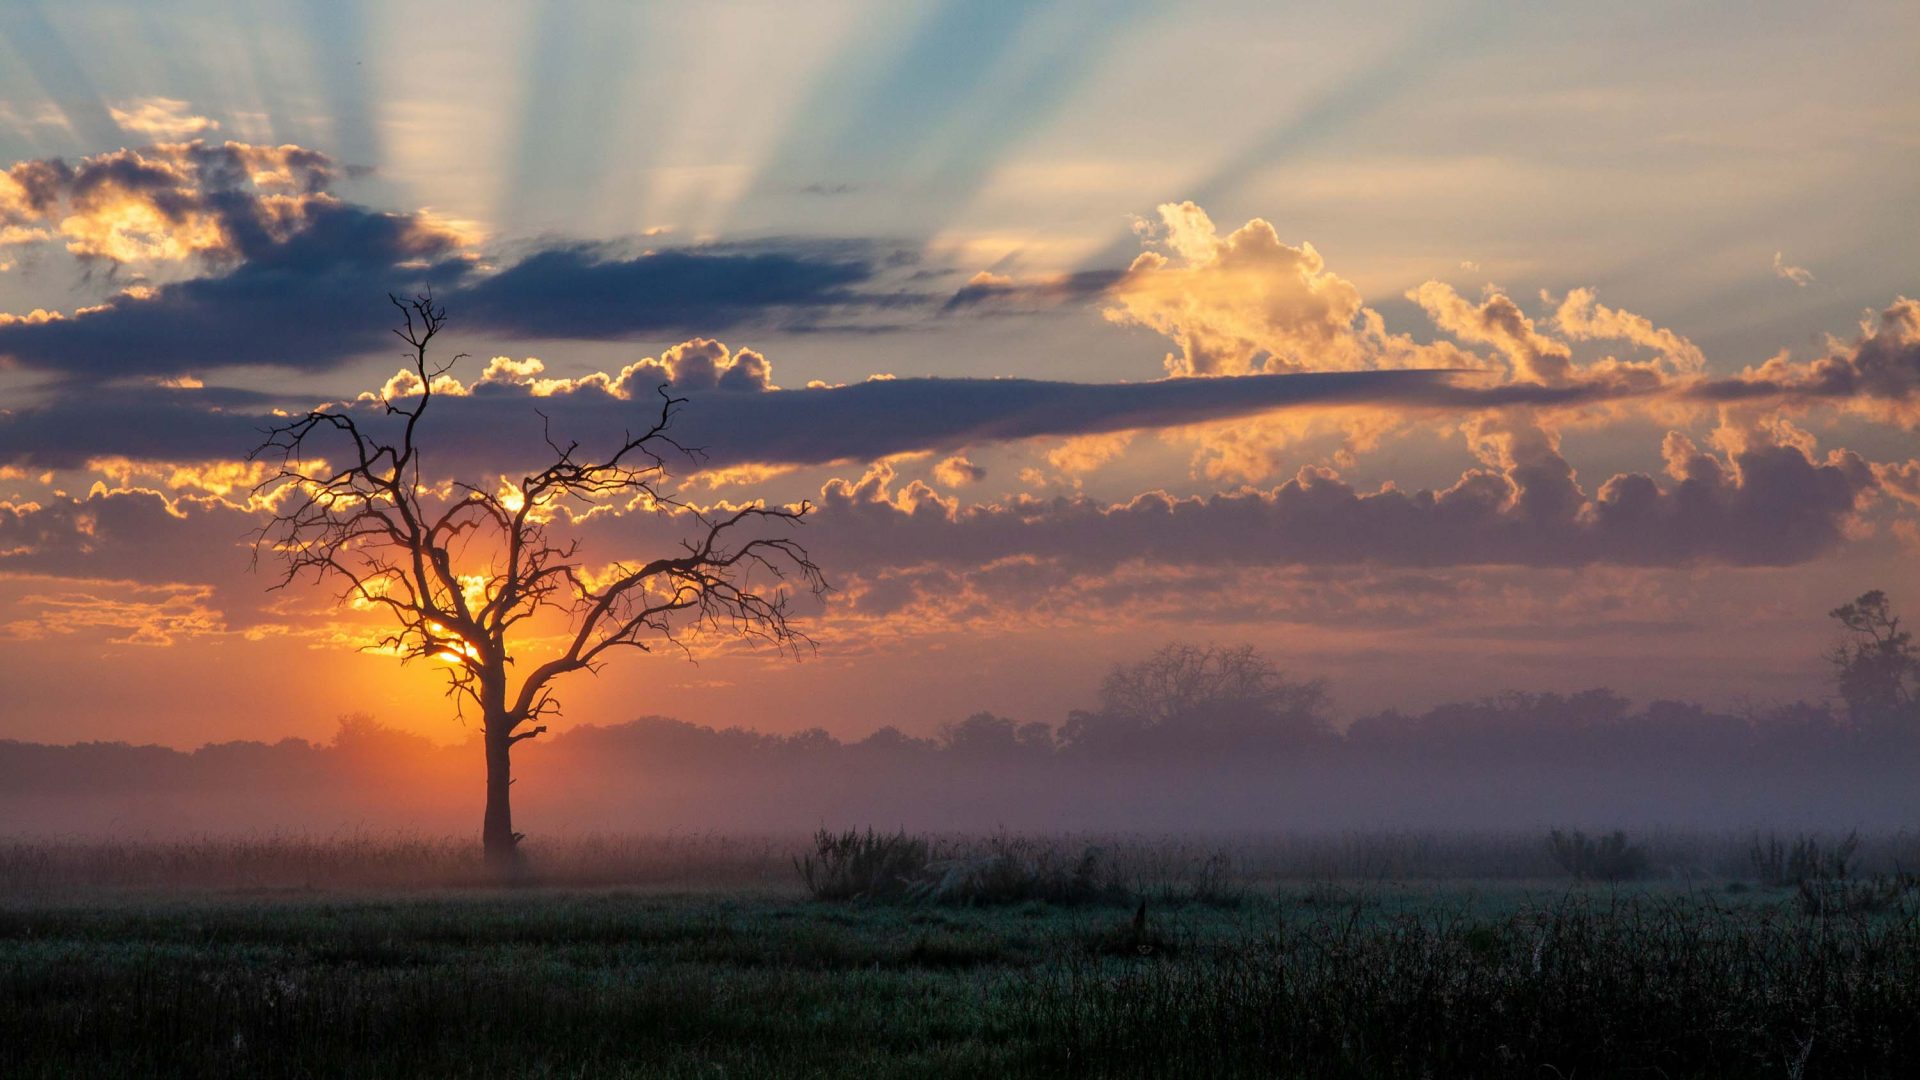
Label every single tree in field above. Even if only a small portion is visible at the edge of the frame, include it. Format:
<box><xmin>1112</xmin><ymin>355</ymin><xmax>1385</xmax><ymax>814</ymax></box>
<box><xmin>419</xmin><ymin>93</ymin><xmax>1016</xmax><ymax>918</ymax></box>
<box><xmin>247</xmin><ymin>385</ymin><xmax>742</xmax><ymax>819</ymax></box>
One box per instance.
<box><xmin>252</xmin><ymin>295</ymin><xmax>826</xmax><ymax>865</ymax></box>
<box><xmin>1827</xmin><ymin>590</ymin><xmax>1918</xmax><ymax>722</ymax></box>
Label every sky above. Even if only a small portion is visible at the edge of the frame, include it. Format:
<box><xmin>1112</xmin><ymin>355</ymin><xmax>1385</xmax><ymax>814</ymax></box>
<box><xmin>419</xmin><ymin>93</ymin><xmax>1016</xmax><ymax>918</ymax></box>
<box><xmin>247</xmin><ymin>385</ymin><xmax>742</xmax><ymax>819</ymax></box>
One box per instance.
<box><xmin>0</xmin><ymin>0</ymin><xmax>1916</xmax><ymax>749</ymax></box>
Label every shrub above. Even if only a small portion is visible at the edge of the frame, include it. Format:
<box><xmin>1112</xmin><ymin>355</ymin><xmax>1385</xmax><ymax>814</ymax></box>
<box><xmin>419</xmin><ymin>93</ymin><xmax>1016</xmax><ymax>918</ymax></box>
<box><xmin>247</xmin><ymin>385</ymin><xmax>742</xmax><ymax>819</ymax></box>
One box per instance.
<box><xmin>1750</xmin><ymin>830</ymin><xmax>1859</xmax><ymax>887</ymax></box>
<box><xmin>908</xmin><ymin>834</ymin><xmax>1128</xmax><ymax>906</ymax></box>
<box><xmin>1797</xmin><ymin>873</ymin><xmax>1919</xmax><ymax>917</ymax></box>
<box><xmin>793</xmin><ymin>828</ymin><xmax>930</xmax><ymax>901</ymax></box>
<box><xmin>795</xmin><ymin>830</ymin><xmax>1130</xmax><ymax>906</ymax></box>
<box><xmin>1547</xmin><ymin>829</ymin><xmax>1649</xmax><ymax>882</ymax></box>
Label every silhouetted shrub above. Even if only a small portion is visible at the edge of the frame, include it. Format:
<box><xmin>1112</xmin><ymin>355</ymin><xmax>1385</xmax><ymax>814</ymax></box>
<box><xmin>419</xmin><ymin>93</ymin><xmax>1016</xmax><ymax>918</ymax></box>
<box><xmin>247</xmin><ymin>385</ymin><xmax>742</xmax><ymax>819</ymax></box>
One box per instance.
<box><xmin>1547</xmin><ymin>829</ymin><xmax>1649</xmax><ymax>882</ymax></box>
<box><xmin>1750</xmin><ymin>830</ymin><xmax>1859</xmax><ymax>886</ymax></box>
<box><xmin>794</xmin><ymin>828</ymin><xmax>929</xmax><ymax>901</ymax></box>
<box><xmin>908</xmin><ymin>834</ymin><xmax>1128</xmax><ymax>906</ymax></box>
<box><xmin>1797</xmin><ymin>872</ymin><xmax>1919</xmax><ymax>917</ymax></box>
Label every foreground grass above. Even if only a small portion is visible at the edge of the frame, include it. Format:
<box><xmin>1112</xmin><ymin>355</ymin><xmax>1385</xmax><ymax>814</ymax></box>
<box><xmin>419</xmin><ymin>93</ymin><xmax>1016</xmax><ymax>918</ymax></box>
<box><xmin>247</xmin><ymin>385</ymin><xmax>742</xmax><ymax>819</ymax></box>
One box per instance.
<box><xmin>4</xmin><ymin>882</ymin><xmax>1917</xmax><ymax>1078</ymax></box>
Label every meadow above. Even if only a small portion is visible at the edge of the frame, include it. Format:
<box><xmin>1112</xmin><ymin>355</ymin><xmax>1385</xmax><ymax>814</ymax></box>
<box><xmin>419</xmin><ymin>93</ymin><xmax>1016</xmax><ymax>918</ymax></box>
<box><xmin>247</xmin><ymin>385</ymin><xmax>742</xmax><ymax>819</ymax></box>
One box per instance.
<box><xmin>4</xmin><ymin>831</ymin><xmax>1919</xmax><ymax>1078</ymax></box>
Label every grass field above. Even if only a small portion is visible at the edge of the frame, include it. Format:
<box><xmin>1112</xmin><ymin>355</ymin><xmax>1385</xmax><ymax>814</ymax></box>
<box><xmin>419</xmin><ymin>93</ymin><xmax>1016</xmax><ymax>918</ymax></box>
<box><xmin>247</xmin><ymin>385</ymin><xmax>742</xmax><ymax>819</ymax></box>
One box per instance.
<box><xmin>4</xmin><ymin>834</ymin><xmax>1919</xmax><ymax>1078</ymax></box>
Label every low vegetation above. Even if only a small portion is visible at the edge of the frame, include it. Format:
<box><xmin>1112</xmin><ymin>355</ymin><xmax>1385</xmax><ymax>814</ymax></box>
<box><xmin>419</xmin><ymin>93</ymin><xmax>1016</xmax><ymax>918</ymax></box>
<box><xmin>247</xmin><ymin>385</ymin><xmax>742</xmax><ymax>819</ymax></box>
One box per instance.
<box><xmin>4</xmin><ymin>831</ymin><xmax>1920</xmax><ymax>1075</ymax></box>
<box><xmin>5</xmin><ymin>869</ymin><xmax>1918</xmax><ymax>1077</ymax></box>
<box><xmin>1546</xmin><ymin>828</ymin><xmax>1650</xmax><ymax>881</ymax></box>
<box><xmin>795</xmin><ymin>829</ymin><xmax>1128</xmax><ymax>906</ymax></box>
<box><xmin>1751</xmin><ymin>829</ymin><xmax>1861</xmax><ymax>886</ymax></box>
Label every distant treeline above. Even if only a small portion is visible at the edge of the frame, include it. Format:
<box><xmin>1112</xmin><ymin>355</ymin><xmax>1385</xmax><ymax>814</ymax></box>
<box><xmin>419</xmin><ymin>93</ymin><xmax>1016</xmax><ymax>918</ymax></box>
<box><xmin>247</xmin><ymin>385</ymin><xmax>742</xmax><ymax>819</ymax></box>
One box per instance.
<box><xmin>5</xmin><ymin>640</ymin><xmax>1916</xmax><ymax>835</ymax></box>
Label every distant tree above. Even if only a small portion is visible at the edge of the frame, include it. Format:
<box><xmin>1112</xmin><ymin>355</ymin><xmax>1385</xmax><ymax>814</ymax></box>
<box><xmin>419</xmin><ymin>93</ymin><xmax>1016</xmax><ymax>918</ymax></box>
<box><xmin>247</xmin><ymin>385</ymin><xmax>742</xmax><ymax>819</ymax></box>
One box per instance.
<box><xmin>937</xmin><ymin>711</ymin><xmax>1055</xmax><ymax>757</ymax></box>
<box><xmin>1062</xmin><ymin>643</ymin><xmax>1329</xmax><ymax>755</ymax></box>
<box><xmin>252</xmin><ymin>296</ymin><xmax>826</xmax><ymax>866</ymax></box>
<box><xmin>1827</xmin><ymin>590</ymin><xmax>1918</xmax><ymax>722</ymax></box>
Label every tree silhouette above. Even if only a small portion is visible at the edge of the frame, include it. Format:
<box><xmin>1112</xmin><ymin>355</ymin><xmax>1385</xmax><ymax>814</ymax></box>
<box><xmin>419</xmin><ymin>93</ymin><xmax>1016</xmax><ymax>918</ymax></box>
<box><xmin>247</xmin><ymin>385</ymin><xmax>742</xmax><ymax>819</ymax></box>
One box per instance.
<box><xmin>251</xmin><ymin>295</ymin><xmax>826</xmax><ymax>865</ymax></box>
<box><xmin>1827</xmin><ymin>590</ymin><xmax>1918</xmax><ymax>722</ymax></box>
<box><xmin>1061</xmin><ymin>642</ymin><xmax>1330</xmax><ymax>756</ymax></box>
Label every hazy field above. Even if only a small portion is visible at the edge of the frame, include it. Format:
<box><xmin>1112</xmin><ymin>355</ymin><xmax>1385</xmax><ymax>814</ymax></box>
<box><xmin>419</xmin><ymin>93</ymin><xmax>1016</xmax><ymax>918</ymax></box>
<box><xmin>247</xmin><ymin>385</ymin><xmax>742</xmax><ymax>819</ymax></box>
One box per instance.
<box><xmin>5</xmin><ymin>831</ymin><xmax>1919</xmax><ymax>1078</ymax></box>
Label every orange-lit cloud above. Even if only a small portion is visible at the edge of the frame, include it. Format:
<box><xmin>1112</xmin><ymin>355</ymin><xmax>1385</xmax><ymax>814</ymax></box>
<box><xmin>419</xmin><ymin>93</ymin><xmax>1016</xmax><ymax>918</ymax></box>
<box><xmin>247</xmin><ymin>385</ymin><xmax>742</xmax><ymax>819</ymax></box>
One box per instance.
<box><xmin>109</xmin><ymin>97</ymin><xmax>220</xmax><ymax>139</ymax></box>
<box><xmin>932</xmin><ymin>455</ymin><xmax>986</xmax><ymax>487</ymax></box>
<box><xmin>1105</xmin><ymin>202</ymin><xmax>1371</xmax><ymax>376</ymax></box>
<box><xmin>0</xmin><ymin>578</ymin><xmax>225</xmax><ymax>646</ymax></box>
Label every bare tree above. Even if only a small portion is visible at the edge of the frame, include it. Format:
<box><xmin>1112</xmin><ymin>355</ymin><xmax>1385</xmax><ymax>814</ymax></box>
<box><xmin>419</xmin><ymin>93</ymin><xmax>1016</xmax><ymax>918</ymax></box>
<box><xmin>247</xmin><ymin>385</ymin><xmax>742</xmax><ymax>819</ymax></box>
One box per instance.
<box><xmin>251</xmin><ymin>295</ymin><xmax>826</xmax><ymax>865</ymax></box>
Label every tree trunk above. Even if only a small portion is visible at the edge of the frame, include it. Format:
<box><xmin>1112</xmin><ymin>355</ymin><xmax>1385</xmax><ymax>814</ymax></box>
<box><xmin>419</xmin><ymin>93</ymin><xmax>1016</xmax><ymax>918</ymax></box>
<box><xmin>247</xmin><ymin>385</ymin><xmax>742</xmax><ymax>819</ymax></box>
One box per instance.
<box><xmin>482</xmin><ymin>721</ymin><xmax>518</xmax><ymax>869</ymax></box>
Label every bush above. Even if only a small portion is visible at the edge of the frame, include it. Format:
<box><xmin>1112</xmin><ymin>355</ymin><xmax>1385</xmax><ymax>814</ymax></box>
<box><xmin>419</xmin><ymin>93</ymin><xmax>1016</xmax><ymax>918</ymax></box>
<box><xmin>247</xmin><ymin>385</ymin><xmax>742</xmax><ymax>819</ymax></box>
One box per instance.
<box><xmin>793</xmin><ymin>828</ymin><xmax>929</xmax><ymax>901</ymax></box>
<box><xmin>1797</xmin><ymin>873</ymin><xmax>1919</xmax><ymax>917</ymax></box>
<box><xmin>1547</xmin><ymin>829</ymin><xmax>1649</xmax><ymax>882</ymax></box>
<box><xmin>795</xmin><ymin>830</ymin><xmax>1129</xmax><ymax>906</ymax></box>
<box><xmin>908</xmin><ymin>834</ymin><xmax>1128</xmax><ymax>906</ymax></box>
<box><xmin>1750</xmin><ymin>830</ymin><xmax>1859</xmax><ymax>887</ymax></box>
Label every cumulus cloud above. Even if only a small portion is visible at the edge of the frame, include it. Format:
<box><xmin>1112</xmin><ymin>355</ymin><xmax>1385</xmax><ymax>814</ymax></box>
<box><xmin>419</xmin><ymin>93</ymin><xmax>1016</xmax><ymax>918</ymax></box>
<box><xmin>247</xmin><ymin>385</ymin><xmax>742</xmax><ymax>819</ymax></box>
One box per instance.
<box><xmin>1409</xmin><ymin>281</ymin><xmax>1574</xmax><ymax>384</ymax></box>
<box><xmin>1104</xmin><ymin>201</ymin><xmax>1371</xmax><ymax>376</ymax></box>
<box><xmin>0</xmin><ymin>140</ymin><xmax>339</xmax><ymax>265</ymax></box>
<box><xmin>1700</xmin><ymin>297</ymin><xmax>1920</xmax><ymax>422</ymax></box>
<box><xmin>436</xmin><ymin>339</ymin><xmax>778</xmax><ymax>399</ymax></box>
<box><xmin>932</xmin><ymin>455</ymin><xmax>986</xmax><ymax>487</ymax></box>
<box><xmin>1550</xmin><ymin>287</ymin><xmax>1705</xmax><ymax>373</ymax></box>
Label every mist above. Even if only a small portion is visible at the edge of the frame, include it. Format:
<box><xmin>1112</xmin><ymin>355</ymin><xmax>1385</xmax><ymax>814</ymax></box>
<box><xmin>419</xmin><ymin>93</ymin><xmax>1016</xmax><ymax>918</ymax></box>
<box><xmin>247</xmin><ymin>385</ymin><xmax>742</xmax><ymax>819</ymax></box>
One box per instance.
<box><xmin>7</xmin><ymin>641</ymin><xmax>1914</xmax><ymax>839</ymax></box>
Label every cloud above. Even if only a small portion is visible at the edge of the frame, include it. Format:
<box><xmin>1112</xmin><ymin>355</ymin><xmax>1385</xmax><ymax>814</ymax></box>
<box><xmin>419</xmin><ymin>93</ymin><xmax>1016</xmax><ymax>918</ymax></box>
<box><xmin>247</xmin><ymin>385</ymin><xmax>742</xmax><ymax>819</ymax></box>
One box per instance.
<box><xmin>808</xmin><ymin>421</ymin><xmax>1878</xmax><ymax>573</ymax></box>
<box><xmin>0</xmin><ymin>140</ymin><xmax>340</xmax><ymax>264</ymax></box>
<box><xmin>1876</xmin><ymin>459</ymin><xmax>1920</xmax><ymax>508</ymax></box>
<box><xmin>0</xmin><ymin>363</ymin><xmax>1463</xmax><ymax>472</ymax></box>
<box><xmin>0</xmin><ymin>198</ymin><xmax>469</xmax><ymax>377</ymax></box>
<box><xmin>1550</xmin><ymin>287</ymin><xmax>1705</xmax><ymax>373</ymax></box>
<box><xmin>1</xmin><ymin>581</ymin><xmax>225</xmax><ymax>646</ymax></box>
<box><xmin>1045</xmin><ymin>432</ymin><xmax>1134</xmax><ymax>478</ymax></box>
<box><xmin>108</xmin><ymin>97</ymin><xmax>219</xmax><ymax>139</ymax></box>
<box><xmin>942</xmin><ymin>268</ymin><xmax>1126</xmax><ymax>312</ymax></box>
<box><xmin>451</xmin><ymin>338</ymin><xmax>778</xmax><ymax>399</ymax></box>
<box><xmin>0</xmin><ymin>487</ymin><xmax>260</xmax><ymax>585</ymax></box>
<box><xmin>1699</xmin><ymin>297</ymin><xmax>1920</xmax><ymax>422</ymax></box>
<box><xmin>932</xmin><ymin>455</ymin><xmax>986</xmax><ymax>487</ymax></box>
<box><xmin>1774</xmin><ymin>251</ymin><xmax>1814</xmax><ymax>287</ymax></box>
<box><xmin>1409</xmin><ymin>281</ymin><xmax>1574</xmax><ymax>384</ymax></box>
<box><xmin>0</xmin><ymin>138</ymin><xmax>924</xmax><ymax>378</ymax></box>
<box><xmin>452</xmin><ymin>240</ymin><xmax>906</xmax><ymax>339</ymax></box>
<box><xmin>1105</xmin><ymin>202</ymin><xmax>1372</xmax><ymax>376</ymax></box>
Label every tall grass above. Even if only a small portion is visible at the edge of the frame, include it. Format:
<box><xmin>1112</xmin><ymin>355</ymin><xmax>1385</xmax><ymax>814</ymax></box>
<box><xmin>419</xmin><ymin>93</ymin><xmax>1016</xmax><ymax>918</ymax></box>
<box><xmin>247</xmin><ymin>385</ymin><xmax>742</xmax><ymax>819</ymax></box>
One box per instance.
<box><xmin>3</xmin><ymin>886</ymin><xmax>1917</xmax><ymax>1077</ymax></box>
<box><xmin>1009</xmin><ymin>894</ymin><xmax>1920</xmax><ymax>1077</ymax></box>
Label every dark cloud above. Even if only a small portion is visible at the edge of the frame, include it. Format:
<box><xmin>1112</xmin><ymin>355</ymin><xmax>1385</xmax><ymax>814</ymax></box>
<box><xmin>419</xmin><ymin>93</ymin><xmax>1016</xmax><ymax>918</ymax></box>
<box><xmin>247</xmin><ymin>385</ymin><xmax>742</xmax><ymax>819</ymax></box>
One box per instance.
<box><xmin>942</xmin><ymin>269</ymin><xmax>1126</xmax><ymax>312</ymax></box>
<box><xmin>0</xmin><ymin>368</ymin><xmax>1461</xmax><ymax>470</ymax></box>
<box><xmin>0</xmin><ymin>387</ymin><xmax>279</xmax><ymax>468</ymax></box>
<box><xmin>2</xmin><ymin>139</ymin><xmax>928</xmax><ymax>377</ymax></box>
<box><xmin>453</xmin><ymin>240</ymin><xmax>904</xmax><ymax>338</ymax></box>
<box><xmin>0</xmin><ymin>201</ymin><xmax>467</xmax><ymax>378</ymax></box>
<box><xmin>0</xmin><ymin>488</ymin><xmax>269</xmax><ymax>631</ymax></box>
